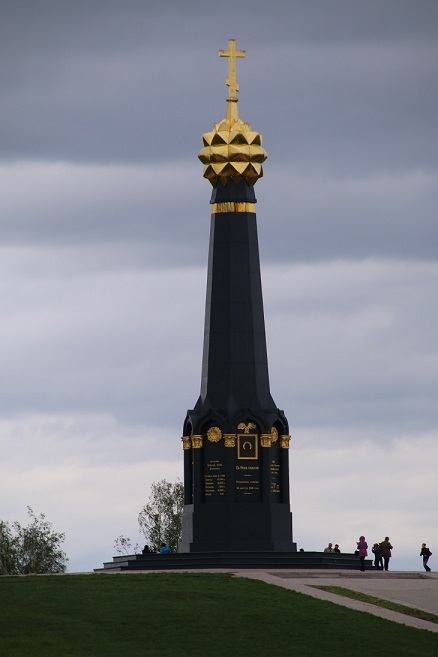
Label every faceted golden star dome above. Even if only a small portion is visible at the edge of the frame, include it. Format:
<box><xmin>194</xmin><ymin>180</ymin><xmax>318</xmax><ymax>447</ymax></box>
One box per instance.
<box><xmin>198</xmin><ymin>40</ymin><xmax>267</xmax><ymax>187</ymax></box>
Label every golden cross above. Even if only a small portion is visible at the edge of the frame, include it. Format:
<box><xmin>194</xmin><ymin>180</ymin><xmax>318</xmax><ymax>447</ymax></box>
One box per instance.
<box><xmin>219</xmin><ymin>39</ymin><xmax>246</xmax><ymax>100</ymax></box>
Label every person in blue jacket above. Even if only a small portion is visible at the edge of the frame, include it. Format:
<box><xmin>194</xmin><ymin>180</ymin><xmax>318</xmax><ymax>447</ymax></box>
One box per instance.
<box><xmin>372</xmin><ymin>542</ymin><xmax>383</xmax><ymax>570</ymax></box>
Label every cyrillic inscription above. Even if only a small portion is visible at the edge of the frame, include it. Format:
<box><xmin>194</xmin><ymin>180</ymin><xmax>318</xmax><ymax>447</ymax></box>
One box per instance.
<box><xmin>204</xmin><ymin>459</ymin><xmax>226</xmax><ymax>500</ymax></box>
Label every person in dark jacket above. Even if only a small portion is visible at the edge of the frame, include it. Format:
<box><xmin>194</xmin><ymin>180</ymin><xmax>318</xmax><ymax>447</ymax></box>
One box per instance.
<box><xmin>380</xmin><ymin>537</ymin><xmax>393</xmax><ymax>571</ymax></box>
<box><xmin>420</xmin><ymin>543</ymin><xmax>432</xmax><ymax>572</ymax></box>
<box><xmin>372</xmin><ymin>542</ymin><xmax>383</xmax><ymax>570</ymax></box>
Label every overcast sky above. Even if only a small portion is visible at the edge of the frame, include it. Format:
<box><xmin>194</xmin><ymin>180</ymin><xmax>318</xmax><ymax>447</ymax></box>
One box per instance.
<box><xmin>1</xmin><ymin>0</ymin><xmax>437</xmax><ymax>572</ymax></box>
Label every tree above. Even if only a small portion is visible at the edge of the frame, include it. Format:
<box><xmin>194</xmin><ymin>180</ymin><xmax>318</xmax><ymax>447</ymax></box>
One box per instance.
<box><xmin>113</xmin><ymin>535</ymin><xmax>140</xmax><ymax>555</ymax></box>
<box><xmin>0</xmin><ymin>507</ymin><xmax>68</xmax><ymax>575</ymax></box>
<box><xmin>138</xmin><ymin>479</ymin><xmax>184</xmax><ymax>551</ymax></box>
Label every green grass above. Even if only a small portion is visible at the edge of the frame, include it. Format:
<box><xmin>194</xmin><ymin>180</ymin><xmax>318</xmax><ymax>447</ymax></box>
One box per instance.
<box><xmin>0</xmin><ymin>573</ymin><xmax>437</xmax><ymax>657</ymax></box>
<box><xmin>311</xmin><ymin>585</ymin><xmax>438</xmax><ymax>624</ymax></box>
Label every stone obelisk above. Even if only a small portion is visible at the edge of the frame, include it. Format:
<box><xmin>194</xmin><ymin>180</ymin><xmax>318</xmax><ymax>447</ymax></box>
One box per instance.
<box><xmin>180</xmin><ymin>40</ymin><xmax>296</xmax><ymax>553</ymax></box>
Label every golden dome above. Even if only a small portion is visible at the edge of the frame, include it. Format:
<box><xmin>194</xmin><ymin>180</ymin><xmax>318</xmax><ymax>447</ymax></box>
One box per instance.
<box><xmin>198</xmin><ymin>40</ymin><xmax>267</xmax><ymax>187</ymax></box>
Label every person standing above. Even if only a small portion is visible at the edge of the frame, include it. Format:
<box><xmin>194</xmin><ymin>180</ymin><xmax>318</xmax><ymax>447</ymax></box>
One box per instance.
<box><xmin>380</xmin><ymin>537</ymin><xmax>393</xmax><ymax>571</ymax></box>
<box><xmin>334</xmin><ymin>544</ymin><xmax>340</xmax><ymax>553</ymax></box>
<box><xmin>420</xmin><ymin>543</ymin><xmax>432</xmax><ymax>572</ymax></box>
<box><xmin>372</xmin><ymin>542</ymin><xmax>383</xmax><ymax>570</ymax></box>
<box><xmin>357</xmin><ymin>536</ymin><xmax>368</xmax><ymax>571</ymax></box>
<box><xmin>324</xmin><ymin>543</ymin><xmax>334</xmax><ymax>553</ymax></box>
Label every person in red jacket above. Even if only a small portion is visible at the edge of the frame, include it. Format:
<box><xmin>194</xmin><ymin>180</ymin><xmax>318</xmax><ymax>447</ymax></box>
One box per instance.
<box><xmin>357</xmin><ymin>536</ymin><xmax>368</xmax><ymax>571</ymax></box>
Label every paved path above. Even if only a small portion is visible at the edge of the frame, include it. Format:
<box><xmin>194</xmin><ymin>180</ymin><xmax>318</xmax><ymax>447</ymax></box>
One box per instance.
<box><xmin>235</xmin><ymin>570</ymin><xmax>438</xmax><ymax>634</ymax></box>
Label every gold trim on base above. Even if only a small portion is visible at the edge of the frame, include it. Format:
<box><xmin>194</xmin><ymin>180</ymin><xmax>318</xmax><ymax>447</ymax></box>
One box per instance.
<box><xmin>211</xmin><ymin>202</ymin><xmax>256</xmax><ymax>214</ymax></box>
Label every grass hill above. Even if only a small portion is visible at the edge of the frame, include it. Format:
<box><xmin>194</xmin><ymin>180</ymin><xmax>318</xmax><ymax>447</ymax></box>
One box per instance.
<box><xmin>1</xmin><ymin>572</ymin><xmax>437</xmax><ymax>656</ymax></box>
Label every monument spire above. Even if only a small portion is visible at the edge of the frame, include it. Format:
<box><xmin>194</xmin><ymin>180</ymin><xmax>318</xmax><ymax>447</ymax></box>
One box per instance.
<box><xmin>180</xmin><ymin>41</ymin><xmax>295</xmax><ymax>554</ymax></box>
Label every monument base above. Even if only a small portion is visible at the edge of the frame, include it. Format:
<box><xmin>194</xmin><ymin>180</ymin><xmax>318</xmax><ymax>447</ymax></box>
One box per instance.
<box><xmin>180</xmin><ymin>503</ymin><xmax>296</xmax><ymax>553</ymax></box>
<box><xmin>95</xmin><ymin>551</ymin><xmax>374</xmax><ymax>572</ymax></box>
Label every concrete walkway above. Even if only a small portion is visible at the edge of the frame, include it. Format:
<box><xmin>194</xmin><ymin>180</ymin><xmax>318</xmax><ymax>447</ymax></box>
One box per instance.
<box><xmin>236</xmin><ymin>570</ymin><xmax>438</xmax><ymax>634</ymax></box>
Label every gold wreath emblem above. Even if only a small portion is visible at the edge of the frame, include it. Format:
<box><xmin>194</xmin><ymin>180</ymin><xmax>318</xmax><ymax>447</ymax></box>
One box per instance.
<box><xmin>207</xmin><ymin>426</ymin><xmax>222</xmax><ymax>443</ymax></box>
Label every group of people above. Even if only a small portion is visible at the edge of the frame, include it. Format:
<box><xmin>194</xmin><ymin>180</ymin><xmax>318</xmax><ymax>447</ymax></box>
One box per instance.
<box><xmin>323</xmin><ymin>537</ymin><xmax>433</xmax><ymax>572</ymax></box>
<box><xmin>369</xmin><ymin>537</ymin><xmax>393</xmax><ymax>571</ymax></box>
<box><xmin>323</xmin><ymin>542</ymin><xmax>340</xmax><ymax>553</ymax></box>
<box><xmin>142</xmin><ymin>543</ymin><xmax>174</xmax><ymax>555</ymax></box>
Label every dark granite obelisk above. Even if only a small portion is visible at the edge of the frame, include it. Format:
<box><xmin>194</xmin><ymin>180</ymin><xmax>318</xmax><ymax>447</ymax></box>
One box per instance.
<box><xmin>180</xmin><ymin>40</ymin><xmax>296</xmax><ymax>553</ymax></box>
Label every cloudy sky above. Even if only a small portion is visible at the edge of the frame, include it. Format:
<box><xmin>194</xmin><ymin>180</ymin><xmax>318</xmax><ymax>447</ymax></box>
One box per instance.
<box><xmin>1</xmin><ymin>1</ymin><xmax>437</xmax><ymax>572</ymax></box>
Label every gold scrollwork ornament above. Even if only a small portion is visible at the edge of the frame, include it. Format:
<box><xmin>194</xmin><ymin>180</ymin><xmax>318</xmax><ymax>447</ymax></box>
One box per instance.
<box><xmin>280</xmin><ymin>435</ymin><xmax>291</xmax><ymax>449</ymax></box>
<box><xmin>224</xmin><ymin>434</ymin><xmax>237</xmax><ymax>447</ymax></box>
<box><xmin>181</xmin><ymin>436</ymin><xmax>191</xmax><ymax>450</ymax></box>
<box><xmin>237</xmin><ymin>422</ymin><xmax>257</xmax><ymax>434</ymax></box>
<box><xmin>191</xmin><ymin>435</ymin><xmax>203</xmax><ymax>449</ymax></box>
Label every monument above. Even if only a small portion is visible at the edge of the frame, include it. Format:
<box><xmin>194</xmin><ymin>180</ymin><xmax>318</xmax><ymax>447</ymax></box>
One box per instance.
<box><xmin>95</xmin><ymin>42</ymin><xmax>374</xmax><ymax>570</ymax></box>
<box><xmin>180</xmin><ymin>40</ymin><xmax>297</xmax><ymax>553</ymax></box>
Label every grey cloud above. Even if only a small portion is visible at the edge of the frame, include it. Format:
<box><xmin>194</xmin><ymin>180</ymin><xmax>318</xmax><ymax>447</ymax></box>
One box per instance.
<box><xmin>1</xmin><ymin>2</ymin><xmax>437</xmax><ymax>174</ymax></box>
<box><xmin>3</xmin><ymin>1</ymin><xmax>437</xmax><ymax>51</ymax></box>
<box><xmin>257</xmin><ymin>168</ymin><xmax>438</xmax><ymax>262</ymax></box>
<box><xmin>2</xmin><ymin>162</ymin><xmax>436</xmax><ymax>263</ymax></box>
<box><xmin>0</xmin><ymin>162</ymin><xmax>209</xmax><ymax>258</ymax></box>
<box><xmin>2</xmin><ymin>253</ymin><xmax>437</xmax><ymax>439</ymax></box>
<box><xmin>0</xmin><ymin>258</ymin><xmax>205</xmax><ymax>425</ymax></box>
<box><xmin>264</xmin><ymin>261</ymin><xmax>438</xmax><ymax>433</ymax></box>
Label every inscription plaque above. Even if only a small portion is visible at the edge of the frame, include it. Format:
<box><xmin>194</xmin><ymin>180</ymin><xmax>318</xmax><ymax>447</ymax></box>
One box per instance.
<box><xmin>204</xmin><ymin>459</ymin><xmax>226</xmax><ymax>501</ymax></box>
<box><xmin>270</xmin><ymin>458</ymin><xmax>281</xmax><ymax>496</ymax></box>
<box><xmin>235</xmin><ymin>464</ymin><xmax>261</xmax><ymax>502</ymax></box>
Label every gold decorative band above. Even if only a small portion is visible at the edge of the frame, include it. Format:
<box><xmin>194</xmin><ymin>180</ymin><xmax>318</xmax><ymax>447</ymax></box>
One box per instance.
<box><xmin>211</xmin><ymin>202</ymin><xmax>256</xmax><ymax>214</ymax></box>
<box><xmin>280</xmin><ymin>435</ymin><xmax>291</xmax><ymax>449</ymax></box>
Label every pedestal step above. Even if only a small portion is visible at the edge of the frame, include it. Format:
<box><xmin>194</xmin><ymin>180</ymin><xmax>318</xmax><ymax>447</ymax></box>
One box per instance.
<box><xmin>94</xmin><ymin>551</ymin><xmax>374</xmax><ymax>572</ymax></box>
